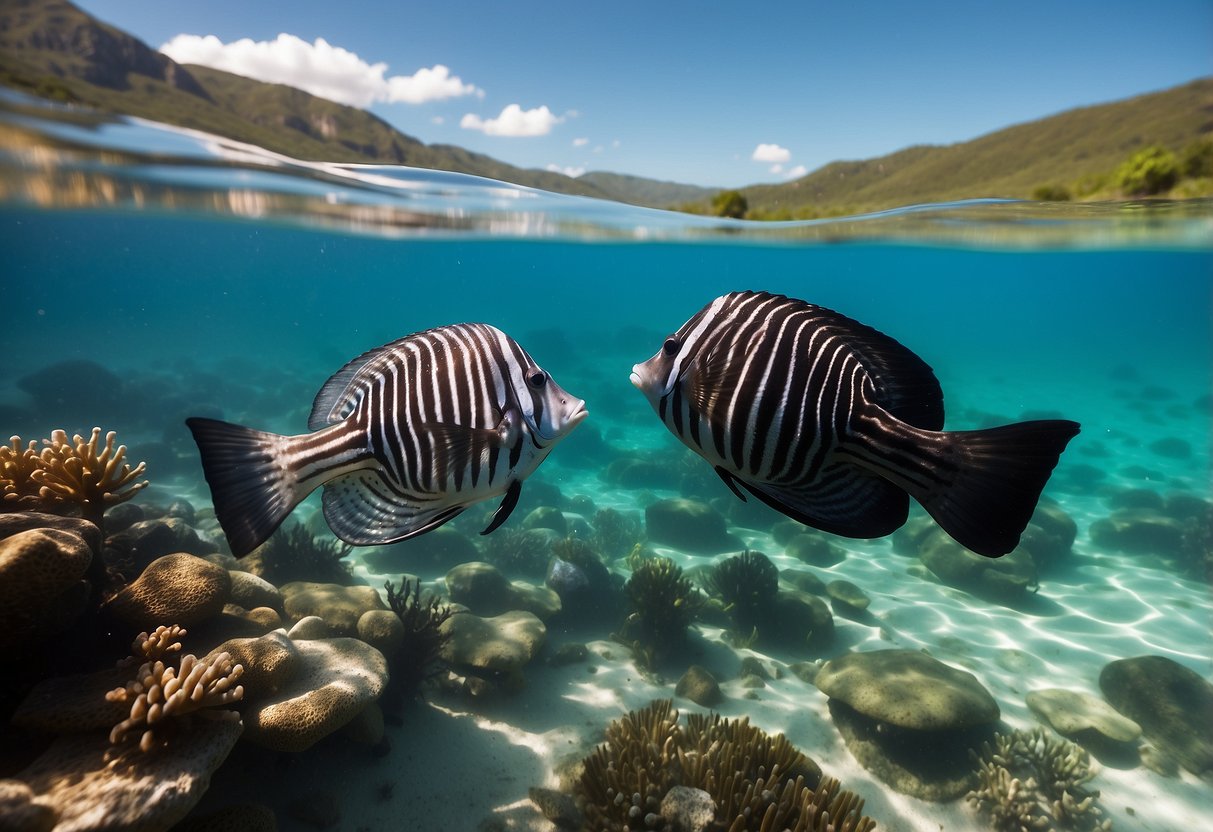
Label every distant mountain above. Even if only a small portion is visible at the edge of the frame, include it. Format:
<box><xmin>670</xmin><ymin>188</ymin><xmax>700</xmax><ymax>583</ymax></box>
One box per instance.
<box><xmin>1</xmin><ymin>0</ymin><xmax>1208</xmax><ymax>216</ymax></box>
<box><xmin>0</xmin><ymin>0</ymin><xmax>710</xmax><ymax>206</ymax></box>
<box><xmin>736</xmin><ymin>79</ymin><xmax>1213</xmax><ymax>218</ymax></box>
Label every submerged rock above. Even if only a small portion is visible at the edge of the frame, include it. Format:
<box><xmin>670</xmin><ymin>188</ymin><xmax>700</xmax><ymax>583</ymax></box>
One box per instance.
<box><xmin>815</xmin><ymin>649</ymin><xmax>1000</xmax><ymax>801</ymax></box>
<box><xmin>1100</xmin><ymin>655</ymin><xmax>1213</xmax><ymax>775</ymax></box>
<box><xmin>645</xmin><ymin>498</ymin><xmax>735</xmax><ymax>554</ymax></box>
<box><xmin>675</xmin><ymin>665</ymin><xmax>723</xmax><ymax>708</ymax></box>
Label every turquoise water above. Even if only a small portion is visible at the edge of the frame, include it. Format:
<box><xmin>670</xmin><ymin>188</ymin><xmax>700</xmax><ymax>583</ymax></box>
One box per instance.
<box><xmin>2</xmin><ymin>91</ymin><xmax>1212</xmax><ymax>831</ymax></box>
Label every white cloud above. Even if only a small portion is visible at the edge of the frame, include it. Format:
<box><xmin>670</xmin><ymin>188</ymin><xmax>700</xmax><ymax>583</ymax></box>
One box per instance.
<box><xmin>769</xmin><ymin>163</ymin><xmax>783</xmax><ymax>174</ymax></box>
<box><xmin>461</xmin><ymin>104</ymin><xmax>563</xmax><ymax>137</ymax></box>
<box><xmin>752</xmin><ymin>143</ymin><xmax>791</xmax><ymax>163</ymax></box>
<box><xmin>159</xmin><ymin>33</ymin><xmax>480</xmax><ymax>108</ymax></box>
<box><xmin>784</xmin><ymin>164</ymin><xmax>809</xmax><ymax>179</ymax></box>
<box><xmin>573</xmin><ymin>137</ymin><xmax>589</xmax><ymax>147</ymax></box>
<box><xmin>546</xmin><ymin>163</ymin><xmax>585</xmax><ymax>178</ymax></box>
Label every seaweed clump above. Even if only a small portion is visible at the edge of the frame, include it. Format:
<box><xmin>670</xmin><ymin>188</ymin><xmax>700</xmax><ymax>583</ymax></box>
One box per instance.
<box><xmin>483</xmin><ymin>526</ymin><xmax>552</xmax><ymax>578</ymax></box>
<box><xmin>617</xmin><ymin>556</ymin><xmax>702</xmax><ymax>670</ymax></box>
<box><xmin>592</xmin><ymin>507</ymin><xmax>643</xmax><ymax>559</ymax></box>
<box><xmin>967</xmin><ymin>728</ymin><xmax>1111</xmax><ymax>831</ymax></box>
<box><xmin>381</xmin><ymin>578</ymin><xmax>454</xmax><ymax>706</ymax></box>
<box><xmin>702</xmin><ymin>550</ymin><xmax>780</xmax><ymax>642</ymax></box>
<box><xmin>1</xmin><ymin>428</ymin><xmax>147</xmax><ymax>530</ymax></box>
<box><xmin>252</xmin><ymin>522</ymin><xmax>353</xmax><ymax>585</ymax></box>
<box><xmin>106</xmin><ymin>625</ymin><xmax>244</xmax><ymax>753</ymax></box>
<box><xmin>576</xmin><ymin>699</ymin><xmax>876</xmax><ymax>831</ymax></box>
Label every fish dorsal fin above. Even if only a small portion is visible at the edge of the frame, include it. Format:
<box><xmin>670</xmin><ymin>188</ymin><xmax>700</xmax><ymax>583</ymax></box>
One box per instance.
<box><xmin>309</xmin><ymin>339</ymin><xmax>409</xmax><ymax>430</ymax></box>
<box><xmin>817</xmin><ymin>308</ymin><xmax>945</xmax><ymax>430</ymax></box>
<box><xmin>685</xmin><ymin>345</ymin><xmax>747</xmax><ymax>417</ymax></box>
<box><xmin>322</xmin><ymin>470</ymin><xmax>464</xmax><ymax>545</ymax></box>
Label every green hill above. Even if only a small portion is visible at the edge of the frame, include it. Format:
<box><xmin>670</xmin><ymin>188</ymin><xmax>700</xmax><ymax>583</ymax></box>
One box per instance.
<box><xmin>0</xmin><ymin>0</ymin><xmax>624</xmax><ymax>200</ymax></box>
<box><xmin>735</xmin><ymin>79</ymin><xmax>1213</xmax><ymax>218</ymax></box>
<box><xmin>1</xmin><ymin>0</ymin><xmax>1208</xmax><ymax>216</ymax></box>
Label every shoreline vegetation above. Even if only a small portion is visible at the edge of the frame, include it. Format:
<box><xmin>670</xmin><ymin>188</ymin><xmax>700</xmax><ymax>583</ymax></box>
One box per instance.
<box><xmin>0</xmin><ymin>1</ymin><xmax>1210</xmax><ymax>219</ymax></box>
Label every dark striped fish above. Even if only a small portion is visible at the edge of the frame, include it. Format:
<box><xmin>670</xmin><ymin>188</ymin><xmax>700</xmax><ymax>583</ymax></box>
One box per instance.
<box><xmin>631</xmin><ymin>291</ymin><xmax>1080</xmax><ymax>557</ymax></box>
<box><xmin>187</xmin><ymin>323</ymin><xmax>587</xmax><ymax>556</ymax></box>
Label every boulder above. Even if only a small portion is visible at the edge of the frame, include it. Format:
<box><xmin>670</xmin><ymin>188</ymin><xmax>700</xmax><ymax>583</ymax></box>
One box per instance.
<box><xmin>12</xmin><ymin>712</ymin><xmax>242</xmax><ymax>831</ymax></box>
<box><xmin>675</xmin><ymin>665</ymin><xmax>723</xmax><ymax>708</ymax></box>
<box><xmin>209</xmin><ymin>631</ymin><xmax>300</xmax><ymax>702</ymax></box>
<box><xmin>356</xmin><ymin>609</ymin><xmax>405</xmax><ymax>657</ymax></box>
<box><xmin>445</xmin><ymin>562</ymin><xmax>561</xmax><ymax>620</ymax></box>
<box><xmin>440</xmin><ymin>610</ymin><xmax>545</xmax><ymax>675</ymax></box>
<box><xmin>1026</xmin><ymin>688</ymin><xmax>1141</xmax><ymax>744</ymax></box>
<box><xmin>522</xmin><ymin>506</ymin><xmax>568</xmax><ymax>536</ymax></box>
<box><xmin>227</xmin><ymin>570</ymin><xmax>282</xmax><ymax>612</ymax></box>
<box><xmin>1100</xmin><ymin>655</ymin><xmax>1213</xmax><ymax>775</ymax></box>
<box><xmin>645</xmin><ymin>498</ymin><xmax>735</xmax><ymax>554</ymax></box>
<box><xmin>787</xmin><ymin>533</ymin><xmax>845</xmax><ymax>567</ymax></box>
<box><xmin>918</xmin><ymin>529</ymin><xmax>1037</xmax><ymax>604</ymax></box>
<box><xmin>815</xmin><ymin>649</ymin><xmax>1000</xmax><ymax>801</ymax></box>
<box><xmin>280</xmin><ymin>582</ymin><xmax>387</xmax><ymax>636</ymax></box>
<box><xmin>825</xmin><ymin>580</ymin><xmax>870</xmax><ymax>612</ymax></box>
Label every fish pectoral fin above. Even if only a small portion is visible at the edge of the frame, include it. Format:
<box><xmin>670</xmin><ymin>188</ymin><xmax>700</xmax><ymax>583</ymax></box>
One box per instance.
<box><xmin>493</xmin><ymin>408</ymin><xmax>522</xmax><ymax>447</ymax></box>
<box><xmin>714</xmin><ymin>466</ymin><xmax>748</xmax><ymax>501</ymax></box>
<box><xmin>685</xmin><ymin>346</ymin><xmax>746</xmax><ymax>416</ymax></box>
<box><xmin>422</xmin><ymin>421</ymin><xmax>501</xmax><ymax>472</ymax></box>
<box><xmin>481</xmin><ymin>479</ymin><xmax>522</xmax><ymax>535</ymax></box>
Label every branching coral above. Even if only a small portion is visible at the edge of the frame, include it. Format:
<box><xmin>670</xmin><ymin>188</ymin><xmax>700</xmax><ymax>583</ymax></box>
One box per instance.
<box><xmin>382</xmin><ymin>578</ymin><xmax>454</xmax><ymax>704</ymax></box>
<box><xmin>106</xmin><ymin>651</ymin><xmax>244</xmax><ymax>753</ymax></box>
<box><xmin>24</xmin><ymin>428</ymin><xmax>148</xmax><ymax>527</ymax></box>
<box><xmin>117</xmin><ymin>624</ymin><xmax>187</xmax><ymax>668</ymax></box>
<box><xmin>702</xmin><ymin>550</ymin><xmax>780</xmax><ymax>639</ymax></box>
<box><xmin>967</xmin><ymin>728</ymin><xmax>1111</xmax><ymax>832</ymax></box>
<box><xmin>617</xmin><ymin>557</ymin><xmax>702</xmax><ymax>670</ymax></box>
<box><xmin>0</xmin><ymin>435</ymin><xmax>43</xmax><ymax>505</ymax></box>
<box><xmin>577</xmin><ymin>700</ymin><xmax>875</xmax><ymax>832</ymax></box>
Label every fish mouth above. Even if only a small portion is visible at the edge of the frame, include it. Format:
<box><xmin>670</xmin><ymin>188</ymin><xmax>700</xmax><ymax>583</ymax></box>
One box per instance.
<box><xmin>629</xmin><ymin>368</ymin><xmax>643</xmax><ymax>389</ymax></box>
<box><xmin>568</xmin><ymin>401</ymin><xmax>590</xmax><ymax>427</ymax></box>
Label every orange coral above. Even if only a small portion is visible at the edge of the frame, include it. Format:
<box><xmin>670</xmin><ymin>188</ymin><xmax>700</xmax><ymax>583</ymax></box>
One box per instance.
<box><xmin>28</xmin><ymin>428</ymin><xmax>148</xmax><ymax>525</ymax></box>
<box><xmin>106</xmin><ymin>651</ymin><xmax>244</xmax><ymax>753</ymax></box>
<box><xmin>0</xmin><ymin>435</ymin><xmax>43</xmax><ymax>505</ymax></box>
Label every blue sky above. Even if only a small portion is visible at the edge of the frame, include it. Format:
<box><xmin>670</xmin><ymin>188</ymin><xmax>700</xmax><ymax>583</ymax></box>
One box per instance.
<box><xmin>80</xmin><ymin>0</ymin><xmax>1213</xmax><ymax>188</ymax></box>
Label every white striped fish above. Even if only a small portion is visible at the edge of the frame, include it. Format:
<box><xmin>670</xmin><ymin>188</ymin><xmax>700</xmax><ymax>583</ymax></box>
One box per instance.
<box><xmin>187</xmin><ymin>323</ymin><xmax>587</xmax><ymax>556</ymax></box>
<box><xmin>631</xmin><ymin>291</ymin><xmax>1080</xmax><ymax>557</ymax></box>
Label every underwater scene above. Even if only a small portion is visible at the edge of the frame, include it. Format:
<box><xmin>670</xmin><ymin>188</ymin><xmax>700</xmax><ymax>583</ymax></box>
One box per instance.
<box><xmin>1</xmin><ymin>92</ymin><xmax>1211</xmax><ymax>832</ymax></box>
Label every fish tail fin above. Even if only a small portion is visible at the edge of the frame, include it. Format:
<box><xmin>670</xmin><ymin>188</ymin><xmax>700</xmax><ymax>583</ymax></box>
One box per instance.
<box><xmin>186</xmin><ymin>417</ymin><xmax>308</xmax><ymax>556</ymax></box>
<box><xmin>915</xmin><ymin>420</ymin><xmax>1080</xmax><ymax>557</ymax></box>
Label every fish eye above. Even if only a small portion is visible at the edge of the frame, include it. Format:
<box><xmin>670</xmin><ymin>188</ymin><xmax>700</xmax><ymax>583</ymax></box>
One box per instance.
<box><xmin>662</xmin><ymin>337</ymin><xmax>679</xmax><ymax>357</ymax></box>
<box><xmin>528</xmin><ymin>370</ymin><xmax>548</xmax><ymax>389</ymax></box>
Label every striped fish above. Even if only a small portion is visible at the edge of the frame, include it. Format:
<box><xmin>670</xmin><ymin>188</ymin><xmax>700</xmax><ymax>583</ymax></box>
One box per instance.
<box><xmin>187</xmin><ymin>323</ymin><xmax>587</xmax><ymax>556</ymax></box>
<box><xmin>631</xmin><ymin>291</ymin><xmax>1080</xmax><ymax>557</ymax></box>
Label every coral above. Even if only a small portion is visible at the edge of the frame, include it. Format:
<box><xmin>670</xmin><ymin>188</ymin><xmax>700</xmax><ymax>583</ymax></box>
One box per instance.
<box><xmin>120</xmin><ymin>624</ymin><xmax>187</xmax><ymax>666</ymax></box>
<box><xmin>107</xmin><ymin>553</ymin><xmax>232</xmax><ymax>629</ymax></box>
<box><xmin>967</xmin><ymin>728</ymin><xmax>1111</xmax><ymax>831</ymax></box>
<box><xmin>382</xmin><ymin>578</ymin><xmax>454</xmax><ymax>702</ymax></box>
<box><xmin>577</xmin><ymin>699</ymin><xmax>875</xmax><ymax>832</ymax></box>
<box><xmin>617</xmin><ymin>556</ymin><xmax>702</xmax><ymax>670</ymax></box>
<box><xmin>107</xmin><ymin>650</ymin><xmax>244</xmax><ymax>752</ymax></box>
<box><xmin>7</xmin><ymin>429</ymin><xmax>148</xmax><ymax>528</ymax></box>
<box><xmin>254</xmin><ymin>522</ymin><xmax>353</xmax><ymax>585</ymax></box>
<box><xmin>0</xmin><ymin>436</ymin><xmax>43</xmax><ymax>505</ymax></box>
<box><xmin>592</xmin><ymin>507</ymin><xmax>643</xmax><ymax>559</ymax></box>
<box><xmin>241</xmin><ymin>637</ymin><xmax>388</xmax><ymax>752</ymax></box>
<box><xmin>702</xmin><ymin>550</ymin><xmax>780</xmax><ymax>639</ymax></box>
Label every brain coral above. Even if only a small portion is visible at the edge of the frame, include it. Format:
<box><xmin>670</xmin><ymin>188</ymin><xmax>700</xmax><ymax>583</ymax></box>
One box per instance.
<box><xmin>107</xmin><ymin>553</ymin><xmax>232</xmax><ymax>629</ymax></box>
<box><xmin>242</xmin><ymin>637</ymin><xmax>388</xmax><ymax>752</ymax></box>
